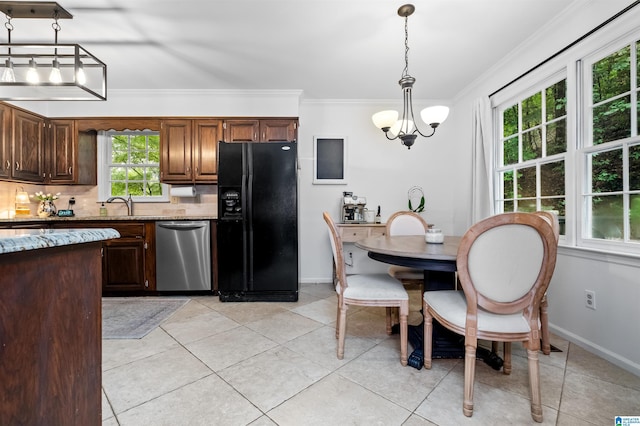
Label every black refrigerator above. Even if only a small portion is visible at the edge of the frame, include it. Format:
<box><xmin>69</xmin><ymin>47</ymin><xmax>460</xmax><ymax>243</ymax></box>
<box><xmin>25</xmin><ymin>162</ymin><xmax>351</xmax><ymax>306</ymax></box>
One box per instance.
<box><xmin>217</xmin><ymin>141</ymin><xmax>298</xmax><ymax>302</ymax></box>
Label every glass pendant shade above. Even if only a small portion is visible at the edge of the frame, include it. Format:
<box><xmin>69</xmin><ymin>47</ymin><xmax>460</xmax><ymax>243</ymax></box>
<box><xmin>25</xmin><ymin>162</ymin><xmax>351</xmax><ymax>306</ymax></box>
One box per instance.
<box><xmin>26</xmin><ymin>58</ymin><xmax>39</xmax><ymax>83</ymax></box>
<box><xmin>420</xmin><ymin>106</ymin><xmax>450</xmax><ymax>127</ymax></box>
<box><xmin>49</xmin><ymin>59</ymin><xmax>62</xmax><ymax>83</ymax></box>
<box><xmin>1</xmin><ymin>59</ymin><xmax>15</xmax><ymax>82</ymax></box>
<box><xmin>372</xmin><ymin>110</ymin><xmax>399</xmax><ymax>130</ymax></box>
<box><xmin>76</xmin><ymin>61</ymin><xmax>86</xmax><ymax>85</ymax></box>
<box><xmin>389</xmin><ymin>119</ymin><xmax>415</xmax><ymax>137</ymax></box>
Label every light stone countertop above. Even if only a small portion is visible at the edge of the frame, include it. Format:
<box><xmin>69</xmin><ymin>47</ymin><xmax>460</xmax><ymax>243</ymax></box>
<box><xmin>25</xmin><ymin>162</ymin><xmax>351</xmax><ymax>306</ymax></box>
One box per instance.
<box><xmin>0</xmin><ymin>215</ymin><xmax>217</xmax><ymax>223</ymax></box>
<box><xmin>0</xmin><ymin>228</ymin><xmax>121</xmax><ymax>254</ymax></box>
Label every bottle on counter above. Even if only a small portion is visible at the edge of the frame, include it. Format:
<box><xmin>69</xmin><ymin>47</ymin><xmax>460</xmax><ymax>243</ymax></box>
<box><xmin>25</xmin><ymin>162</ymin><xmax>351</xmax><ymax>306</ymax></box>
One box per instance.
<box><xmin>375</xmin><ymin>205</ymin><xmax>382</xmax><ymax>224</ymax></box>
<box><xmin>99</xmin><ymin>202</ymin><xmax>108</xmax><ymax>217</ymax></box>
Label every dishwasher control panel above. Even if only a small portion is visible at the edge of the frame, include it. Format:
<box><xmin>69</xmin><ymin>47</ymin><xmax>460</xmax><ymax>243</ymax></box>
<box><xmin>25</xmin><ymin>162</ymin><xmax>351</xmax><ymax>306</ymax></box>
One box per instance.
<box><xmin>221</xmin><ymin>190</ymin><xmax>242</xmax><ymax>220</ymax></box>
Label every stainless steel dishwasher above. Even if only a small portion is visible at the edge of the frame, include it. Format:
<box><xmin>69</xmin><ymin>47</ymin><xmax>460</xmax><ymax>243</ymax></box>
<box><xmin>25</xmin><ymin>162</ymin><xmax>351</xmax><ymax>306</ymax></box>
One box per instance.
<box><xmin>155</xmin><ymin>221</ymin><xmax>211</xmax><ymax>291</ymax></box>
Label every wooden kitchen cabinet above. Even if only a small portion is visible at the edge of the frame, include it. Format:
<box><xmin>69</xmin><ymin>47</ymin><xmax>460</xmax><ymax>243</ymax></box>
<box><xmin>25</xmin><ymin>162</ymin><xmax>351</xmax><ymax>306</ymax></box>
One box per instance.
<box><xmin>160</xmin><ymin>119</ymin><xmax>222</xmax><ymax>183</ymax></box>
<box><xmin>12</xmin><ymin>108</ymin><xmax>45</xmax><ymax>183</ymax></box>
<box><xmin>0</xmin><ymin>103</ymin><xmax>10</xmax><ymax>180</ymax></box>
<box><xmin>46</xmin><ymin>120</ymin><xmax>97</xmax><ymax>185</ymax></box>
<box><xmin>0</xmin><ymin>241</ymin><xmax>103</xmax><ymax>424</ymax></box>
<box><xmin>52</xmin><ymin>221</ymin><xmax>155</xmax><ymax>294</ymax></box>
<box><xmin>0</xmin><ymin>104</ymin><xmax>96</xmax><ymax>184</ymax></box>
<box><xmin>223</xmin><ymin>118</ymin><xmax>298</xmax><ymax>142</ymax></box>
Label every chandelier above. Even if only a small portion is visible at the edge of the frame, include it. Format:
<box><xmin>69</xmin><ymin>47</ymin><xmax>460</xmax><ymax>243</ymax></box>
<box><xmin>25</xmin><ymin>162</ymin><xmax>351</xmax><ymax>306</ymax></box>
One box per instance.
<box><xmin>0</xmin><ymin>1</ymin><xmax>106</xmax><ymax>101</ymax></box>
<box><xmin>372</xmin><ymin>4</ymin><xmax>449</xmax><ymax>149</ymax></box>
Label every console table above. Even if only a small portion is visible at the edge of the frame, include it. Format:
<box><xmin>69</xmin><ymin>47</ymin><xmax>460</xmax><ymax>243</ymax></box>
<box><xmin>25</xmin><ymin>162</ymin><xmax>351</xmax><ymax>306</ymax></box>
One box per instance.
<box><xmin>336</xmin><ymin>222</ymin><xmax>386</xmax><ymax>242</ymax></box>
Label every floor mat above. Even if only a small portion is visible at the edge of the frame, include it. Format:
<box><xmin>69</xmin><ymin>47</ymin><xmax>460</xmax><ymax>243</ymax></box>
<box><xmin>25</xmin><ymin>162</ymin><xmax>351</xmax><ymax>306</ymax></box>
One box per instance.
<box><xmin>102</xmin><ymin>297</ymin><xmax>189</xmax><ymax>339</ymax></box>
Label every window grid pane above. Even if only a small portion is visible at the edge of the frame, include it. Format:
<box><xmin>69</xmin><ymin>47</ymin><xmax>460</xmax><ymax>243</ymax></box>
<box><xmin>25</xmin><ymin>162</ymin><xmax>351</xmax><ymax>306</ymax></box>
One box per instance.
<box><xmin>584</xmin><ymin>40</ymin><xmax>640</xmax><ymax>245</ymax></box>
<box><xmin>107</xmin><ymin>131</ymin><xmax>163</xmax><ymax>199</ymax></box>
<box><xmin>497</xmin><ymin>78</ymin><xmax>567</xmax><ymax>236</ymax></box>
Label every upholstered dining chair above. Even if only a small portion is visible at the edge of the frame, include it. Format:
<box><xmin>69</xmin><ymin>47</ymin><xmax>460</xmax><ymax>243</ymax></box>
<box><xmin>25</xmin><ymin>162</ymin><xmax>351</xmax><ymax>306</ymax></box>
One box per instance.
<box><xmin>385</xmin><ymin>211</ymin><xmax>429</xmax><ymax>326</ymax></box>
<box><xmin>385</xmin><ymin>211</ymin><xmax>430</xmax><ymax>289</ymax></box>
<box><xmin>490</xmin><ymin>210</ymin><xmax>560</xmax><ymax>357</ymax></box>
<box><xmin>323</xmin><ymin>212</ymin><xmax>409</xmax><ymax>366</ymax></box>
<box><xmin>422</xmin><ymin>212</ymin><xmax>557</xmax><ymax>422</ymax></box>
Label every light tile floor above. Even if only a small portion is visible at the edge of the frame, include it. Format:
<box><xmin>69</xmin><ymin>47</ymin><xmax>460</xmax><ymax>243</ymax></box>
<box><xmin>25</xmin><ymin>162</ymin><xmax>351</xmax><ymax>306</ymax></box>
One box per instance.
<box><xmin>102</xmin><ymin>283</ymin><xmax>640</xmax><ymax>425</ymax></box>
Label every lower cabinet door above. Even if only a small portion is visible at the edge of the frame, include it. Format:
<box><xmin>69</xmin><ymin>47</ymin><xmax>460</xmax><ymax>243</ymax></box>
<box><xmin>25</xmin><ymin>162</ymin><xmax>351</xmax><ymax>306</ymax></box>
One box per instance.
<box><xmin>103</xmin><ymin>238</ymin><xmax>146</xmax><ymax>292</ymax></box>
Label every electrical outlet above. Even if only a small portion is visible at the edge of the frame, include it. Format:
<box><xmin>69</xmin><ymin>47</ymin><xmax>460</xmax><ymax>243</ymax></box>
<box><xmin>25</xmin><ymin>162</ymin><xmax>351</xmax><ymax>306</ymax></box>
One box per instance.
<box><xmin>585</xmin><ymin>290</ymin><xmax>596</xmax><ymax>310</ymax></box>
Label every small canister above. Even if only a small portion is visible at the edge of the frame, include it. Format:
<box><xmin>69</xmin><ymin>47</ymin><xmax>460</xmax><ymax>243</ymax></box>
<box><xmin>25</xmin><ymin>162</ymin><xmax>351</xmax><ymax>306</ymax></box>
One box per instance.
<box><xmin>425</xmin><ymin>228</ymin><xmax>444</xmax><ymax>244</ymax></box>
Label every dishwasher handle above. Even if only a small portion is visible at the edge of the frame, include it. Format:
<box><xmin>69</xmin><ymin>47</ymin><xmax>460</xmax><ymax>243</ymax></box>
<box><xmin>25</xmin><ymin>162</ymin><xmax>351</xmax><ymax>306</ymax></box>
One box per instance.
<box><xmin>157</xmin><ymin>222</ymin><xmax>208</xmax><ymax>231</ymax></box>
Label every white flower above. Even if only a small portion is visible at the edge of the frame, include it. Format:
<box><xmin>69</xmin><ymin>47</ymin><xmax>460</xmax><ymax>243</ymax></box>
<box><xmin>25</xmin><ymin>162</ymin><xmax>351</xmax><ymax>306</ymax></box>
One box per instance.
<box><xmin>31</xmin><ymin>191</ymin><xmax>61</xmax><ymax>202</ymax></box>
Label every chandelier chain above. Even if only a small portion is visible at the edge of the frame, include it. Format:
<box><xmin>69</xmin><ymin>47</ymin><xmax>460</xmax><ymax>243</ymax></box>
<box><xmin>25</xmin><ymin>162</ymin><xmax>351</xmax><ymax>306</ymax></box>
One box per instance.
<box><xmin>402</xmin><ymin>15</ymin><xmax>410</xmax><ymax>79</ymax></box>
<box><xmin>52</xmin><ymin>14</ymin><xmax>60</xmax><ymax>44</ymax></box>
<box><xmin>5</xmin><ymin>16</ymin><xmax>12</xmax><ymax>45</ymax></box>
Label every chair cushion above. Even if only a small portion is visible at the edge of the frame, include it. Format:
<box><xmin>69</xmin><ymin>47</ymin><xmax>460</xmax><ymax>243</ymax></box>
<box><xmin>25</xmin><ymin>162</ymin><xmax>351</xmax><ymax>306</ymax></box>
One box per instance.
<box><xmin>343</xmin><ymin>274</ymin><xmax>409</xmax><ymax>301</ymax></box>
<box><xmin>388</xmin><ymin>265</ymin><xmax>424</xmax><ymax>281</ymax></box>
<box><xmin>424</xmin><ymin>290</ymin><xmax>531</xmax><ymax>334</ymax></box>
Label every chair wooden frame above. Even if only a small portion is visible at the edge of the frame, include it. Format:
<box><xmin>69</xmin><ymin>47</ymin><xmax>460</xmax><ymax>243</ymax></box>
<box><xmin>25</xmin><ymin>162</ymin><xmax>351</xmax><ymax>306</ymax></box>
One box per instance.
<box><xmin>323</xmin><ymin>212</ymin><xmax>409</xmax><ymax>366</ymax></box>
<box><xmin>534</xmin><ymin>211</ymin><xmax>560</xmax><ymax>355</ymax></box>
<box><xmin>385</xmin><ymin>211</ymin><xmax>430</xmax><ymax>325</ymax></box>
<box><xmin>423</xmin><ymin>212</ymin><xmax>557</xmax><ymax>422</ymax></box>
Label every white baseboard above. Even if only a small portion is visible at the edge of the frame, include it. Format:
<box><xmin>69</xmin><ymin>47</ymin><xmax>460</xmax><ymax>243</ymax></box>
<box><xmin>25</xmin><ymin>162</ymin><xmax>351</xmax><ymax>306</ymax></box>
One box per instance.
<box><xmin>550</xmin><ymin>324</ymin><xmax>640</xmax><ymax>377</ymax></box>
<box><xmin>300</xmin><ymin>278</ymin><xmax>333</xmax><ymax>285</ymax></box>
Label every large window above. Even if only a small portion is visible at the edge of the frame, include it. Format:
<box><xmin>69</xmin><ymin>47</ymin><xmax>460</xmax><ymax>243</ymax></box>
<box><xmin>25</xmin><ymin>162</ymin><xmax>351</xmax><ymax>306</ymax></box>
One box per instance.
<box><xmin>98</xmin><ymin>130</ymin><xmax>168</xmax><ymax>202</ymax></box>
<box><xmin>493</xmin><ymin>31</ymin><xmax>640</xmax><ymax>254</ymax></box>
<box><xmin>496</xmin><ymin>78</ymin><xmax>567</xmax><ymax>235</ymax></box>
<box><xmin>583</xmin><ymin>41</ymin><xmax>640</xmax><ymax>245</ymax></box>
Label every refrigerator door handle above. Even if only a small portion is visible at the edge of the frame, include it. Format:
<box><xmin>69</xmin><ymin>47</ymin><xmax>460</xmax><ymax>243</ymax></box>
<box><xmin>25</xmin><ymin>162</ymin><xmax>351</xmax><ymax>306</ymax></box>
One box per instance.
<box><xmin>246</xmin><ymin>144</ymin><xmax>254</xmax><ymax>288</ymax></box>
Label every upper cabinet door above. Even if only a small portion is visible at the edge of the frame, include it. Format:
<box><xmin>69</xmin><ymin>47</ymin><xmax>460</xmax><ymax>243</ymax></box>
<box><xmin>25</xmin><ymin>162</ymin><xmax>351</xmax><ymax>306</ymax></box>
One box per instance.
<box><xmin>161</xmin><ymin>119</ymin><xmax>193</xmax><ymax>182</ymax></box>
<box><xmin>260</xmin><ymin>119</ymin><xmax>297</xmax><ymax>142</ymax></box>
<box><xmin>223</xmin><ymin>120</ymin><xmax>259</xmax><ymax>142</ymax></box>
<box><xmin>193</xmin><ymin>119</ymin><xmax>222</xmax><ymax>182</ymax></box>
<box><xmin>48</xmin><ymin>120</ymin><xmax>77</xmax><ymax>184</ymax></box>
<box><xmin>0</xmin><ymin>104</ymin><xmax>10</xmax><ymax>180</ymax></box>
<box><xmin>12</xmin><ymin>109</ymin><xmax>45</xmax><ymax>183</ymax></box>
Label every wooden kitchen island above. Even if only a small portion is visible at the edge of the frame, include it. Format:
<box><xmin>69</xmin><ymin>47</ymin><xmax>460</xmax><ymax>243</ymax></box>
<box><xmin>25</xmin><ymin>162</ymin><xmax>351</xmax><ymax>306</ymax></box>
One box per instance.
<box><xmin>0</xmin><ymin>228</ymin><xmax>120</xmax><ymax>425</ymax></box>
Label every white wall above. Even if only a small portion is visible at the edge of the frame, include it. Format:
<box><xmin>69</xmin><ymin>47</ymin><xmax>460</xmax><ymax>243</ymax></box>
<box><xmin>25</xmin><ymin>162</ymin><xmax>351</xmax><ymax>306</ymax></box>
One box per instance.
<box><xmin>297</xmin><ymin>100</ymin><xmax>458</xmax><ymax>283</ymax></box>
<box><xmin>448</xmin><ymin>0</ymin><xmax>640</xmax><ymax>375</ymax></box>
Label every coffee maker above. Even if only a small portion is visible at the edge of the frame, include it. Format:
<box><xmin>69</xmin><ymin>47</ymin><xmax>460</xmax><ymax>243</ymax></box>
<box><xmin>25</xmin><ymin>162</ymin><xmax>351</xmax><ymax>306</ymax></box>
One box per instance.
<box><xmin>341</xmin><ymin>192</ymin><xmax>367</xmax><ymax>223</ymax></box>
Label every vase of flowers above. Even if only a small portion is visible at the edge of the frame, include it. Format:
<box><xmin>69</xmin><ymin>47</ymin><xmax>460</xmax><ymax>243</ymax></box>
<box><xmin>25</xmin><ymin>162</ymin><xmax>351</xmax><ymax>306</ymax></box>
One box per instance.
<box><xmin>32</xmin><ymin>191</ymin><xmax>60</xmax><ymax>218</ymax></box>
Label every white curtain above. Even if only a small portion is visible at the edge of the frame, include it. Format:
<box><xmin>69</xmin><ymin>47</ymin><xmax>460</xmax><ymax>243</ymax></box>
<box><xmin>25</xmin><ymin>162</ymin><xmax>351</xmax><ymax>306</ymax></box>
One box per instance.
<box><xmin>471</xmin><ymin>97</ymin><xmax>494</xmax><ymax>223</ymax></box>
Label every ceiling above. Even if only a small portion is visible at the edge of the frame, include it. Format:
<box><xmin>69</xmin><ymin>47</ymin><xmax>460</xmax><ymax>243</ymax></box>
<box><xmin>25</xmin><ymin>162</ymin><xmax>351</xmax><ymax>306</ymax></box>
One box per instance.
<box><xmin>2</xmin><ymin>0</ymin><xmax>581</xmax><ymax>101</ymax></box>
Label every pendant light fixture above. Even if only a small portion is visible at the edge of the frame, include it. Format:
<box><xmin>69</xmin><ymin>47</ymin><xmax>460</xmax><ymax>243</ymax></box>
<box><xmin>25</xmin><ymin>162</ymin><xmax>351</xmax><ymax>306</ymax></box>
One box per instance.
<box><xmin>372</xmin><ymin>4</ymin><xmax>449</xmax><ymax>149</ymax></box>
<box><xmin>0</xmin><ymin>1</ymin><xmax>106</xmax><ymax>101</ymax></box>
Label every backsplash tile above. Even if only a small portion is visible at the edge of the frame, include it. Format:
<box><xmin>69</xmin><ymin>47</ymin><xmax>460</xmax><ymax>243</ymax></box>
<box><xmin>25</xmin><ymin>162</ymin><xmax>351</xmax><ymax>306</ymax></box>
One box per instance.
<box><xmin>0</xmin><ymin>182</ymin><xmax>217</xmax><ymax>219</ymax></box>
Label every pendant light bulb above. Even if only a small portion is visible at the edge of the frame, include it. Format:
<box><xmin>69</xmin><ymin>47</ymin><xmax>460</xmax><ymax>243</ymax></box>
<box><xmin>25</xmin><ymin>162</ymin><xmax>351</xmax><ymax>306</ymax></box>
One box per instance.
<box><xmin>76</xmin><ymin>61</ymin><xmax>86</xmax><ymax>85</ymax></box>
<box><xmin>49</xmin><ymin>59</ymin><xmax>62</xmax><ymax>84</ymax></box>
<box><xmin>26</xmin><ymin>58</ymin><xmax>39</xmax><ymax>84</ymax></box>
<box><xmin>1</xmin><ymin>59</ymin><xmax>15</xmax><ymax>83</ymax></box>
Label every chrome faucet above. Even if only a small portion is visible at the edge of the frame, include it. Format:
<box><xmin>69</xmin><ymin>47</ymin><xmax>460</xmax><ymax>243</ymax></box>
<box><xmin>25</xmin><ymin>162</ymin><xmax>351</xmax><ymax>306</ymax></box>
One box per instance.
<box><xmin>106</xmin><ymin>195</ymin><xmax>134</xmax><ymax>216</ymax></box>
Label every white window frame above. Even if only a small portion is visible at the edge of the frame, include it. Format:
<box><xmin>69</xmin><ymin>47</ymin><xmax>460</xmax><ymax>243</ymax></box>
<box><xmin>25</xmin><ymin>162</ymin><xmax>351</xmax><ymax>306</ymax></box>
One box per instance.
<box><xmin>577</xmin><ymin>39</ymin><xmax>640</xmax><ymax>254</ymax></box>
<box><xmin>490</xmin><ymin>21</ymin><xmax>640</xmax><ymax>257</ymax></box>
<box><xmin>97</xmin><ymin>130</ymin><xmax>169</xmax><ymax>203</ymax></box>
<box><xmin>494</xmin><ymin>71</ymin><xmax>569</xmax><ymax>242</ymax></box>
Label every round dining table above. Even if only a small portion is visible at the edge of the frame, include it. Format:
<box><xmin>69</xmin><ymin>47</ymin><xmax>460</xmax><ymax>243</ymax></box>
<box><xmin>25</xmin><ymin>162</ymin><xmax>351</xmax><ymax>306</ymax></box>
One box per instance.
<box><xmin>355</xmin><ymin>234</ymin><xmax>461</xmax><ymax>291</ymax></box>
<box><xmin>355</xmin><ymin>234</ymin><xmax>465</xmax><ymax>359</ymax></box>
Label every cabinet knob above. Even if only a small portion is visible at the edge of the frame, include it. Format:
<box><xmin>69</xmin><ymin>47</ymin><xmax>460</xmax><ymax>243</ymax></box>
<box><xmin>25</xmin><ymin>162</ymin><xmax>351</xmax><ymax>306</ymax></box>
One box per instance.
<box><xmin>5</xmin><ymin>160</ymin><xmax>9</xmax><ymax>170</ymax></box>
<box><xmin>68</xmin><ymin>166</ymin><xmax>72</xmax><ymax>174</ymax></box>
<box><xmin>14</xmin><ymin>162</ymin><xmax>19</xmax><ymax>171</ymax></box>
